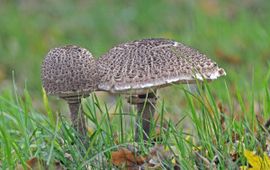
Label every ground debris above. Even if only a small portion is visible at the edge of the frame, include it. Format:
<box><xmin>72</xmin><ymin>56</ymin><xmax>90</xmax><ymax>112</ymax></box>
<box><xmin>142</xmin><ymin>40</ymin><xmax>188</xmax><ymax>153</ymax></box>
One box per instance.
<box><xmin>111</xmin><ymin>147</ymin><xmax>146</xmax><ymax>168</ymax></box>
<box><xmin>15</xmin><ymin>157</ymin><xmax>64</xmax><ymax>170</ymax></box>
<box><xmin>111</xmin><ymin>144</ymin><xmax>180</xmax><ymax>169</ymax></box>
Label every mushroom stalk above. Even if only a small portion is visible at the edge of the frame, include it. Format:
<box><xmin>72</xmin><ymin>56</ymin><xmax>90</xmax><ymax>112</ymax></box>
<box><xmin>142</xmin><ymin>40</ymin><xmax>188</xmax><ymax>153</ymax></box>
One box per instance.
<box><xmin>129</xmin><ymin>91</ymin><xmax>157</xmax><ymax>141</ymax></box>
<box><xmin>68</xmin><ymin>100</ymin><xmax>87</xmax><ymax>137</ymax></box>
<box><xmin>41</xmin><ymin>45</ymin><xmax>98</xmax><ymax>148</ymax></box>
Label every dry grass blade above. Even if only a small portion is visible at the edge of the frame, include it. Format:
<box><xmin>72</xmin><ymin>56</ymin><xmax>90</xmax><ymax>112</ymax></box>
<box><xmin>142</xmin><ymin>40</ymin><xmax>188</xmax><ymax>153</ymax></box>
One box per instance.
<box><xmin>194</xmin><ymin>151</ymin><xmax>217</xmax><ymax>170</ymax></box>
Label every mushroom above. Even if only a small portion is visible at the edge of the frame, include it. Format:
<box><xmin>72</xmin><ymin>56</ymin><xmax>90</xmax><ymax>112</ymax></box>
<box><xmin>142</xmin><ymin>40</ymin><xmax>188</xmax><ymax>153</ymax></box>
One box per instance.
<box><xmin>97</xmin><ymin>38</ymin><xmax>226</xmax><ymax>141</ymax></box>
<box><xmin>41</xmin><ymin>45</ymin><xmax>98</xmax><ymax>137</ymax></box>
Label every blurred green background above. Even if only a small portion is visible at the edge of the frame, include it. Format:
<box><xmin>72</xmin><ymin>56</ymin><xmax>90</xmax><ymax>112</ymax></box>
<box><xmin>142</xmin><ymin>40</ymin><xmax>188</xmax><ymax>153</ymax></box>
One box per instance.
<box><xmin>0</xmin><ymin>0</ymin><xmax>269</xmax><ymax>105</ymax></box>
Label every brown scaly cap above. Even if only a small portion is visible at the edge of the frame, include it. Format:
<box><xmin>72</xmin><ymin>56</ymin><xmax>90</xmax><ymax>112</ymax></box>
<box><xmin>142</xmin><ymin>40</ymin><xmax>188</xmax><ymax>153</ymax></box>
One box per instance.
<box><xmin>41</xmin><ymin>45</ymin><xmax>99</xmax><ymax>99</ymax></box>
<box><xmin>97</xmin><ymin>38</ymin><xmax>226</xmax><ymax>94</ymax></box>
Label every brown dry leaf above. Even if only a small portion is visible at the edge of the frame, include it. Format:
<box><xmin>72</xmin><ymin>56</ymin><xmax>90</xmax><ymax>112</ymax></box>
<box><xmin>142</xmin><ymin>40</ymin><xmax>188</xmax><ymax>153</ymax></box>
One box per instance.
<box><xmin>16</xmin><ymin>157</ymin><xmax>64</xmax><ymax>170</ymax></box>
<box><xmin>16</xmin><ymin>157</ymin><xmax>44</xmax><ymax>170</ymax></box>
<box><xmin>215</xmin><ymin>49</ymin><xmax>242</xmax><ymax>64</ymax></box>
<box><xmin>111</xmin><ymin>148</ymin><xmax>146</xmax><ymax>168</ymax></box>
<box><xmin>111</xmin><ymin>144</ymin><xmax>180</xmax><ymax>169</ymax></box>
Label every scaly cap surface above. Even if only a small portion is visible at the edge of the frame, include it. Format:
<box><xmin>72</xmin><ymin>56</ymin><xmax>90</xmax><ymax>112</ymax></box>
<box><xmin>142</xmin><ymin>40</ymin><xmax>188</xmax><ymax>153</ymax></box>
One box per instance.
<box><xmin>41</xmin><ymin>45</ymin><xmax>99</xmax><ymax>99</ymax></box>
<box><xmin>98</xmin><ymin>38</ymin><xmax>226</xmax><ymax>94</ymax></box>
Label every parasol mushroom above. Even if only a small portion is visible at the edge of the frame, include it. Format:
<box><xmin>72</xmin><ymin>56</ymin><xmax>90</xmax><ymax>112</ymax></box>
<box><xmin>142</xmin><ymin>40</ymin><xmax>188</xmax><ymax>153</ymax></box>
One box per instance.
<box><xmin>41</xmin><ymin>45</ymin><xmax>99</xmax><ymax>137</ymax></box>
<box><xmin>97</xmin><ymin>38</ymin><xmax>226</xmax><ymax>141</ymax></box>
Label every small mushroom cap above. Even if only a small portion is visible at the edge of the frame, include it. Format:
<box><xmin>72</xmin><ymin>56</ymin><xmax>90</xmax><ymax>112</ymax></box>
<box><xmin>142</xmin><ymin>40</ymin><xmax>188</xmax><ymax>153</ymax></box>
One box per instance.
<box><xmin>41</xmin><ymin>45</ymin><xmax>99</xmax><ymax>99</ymax></box>
<box><xmin>98</xmin><ymin>38</ymin><xmax>226</xmax><ymax>94</ymax></box>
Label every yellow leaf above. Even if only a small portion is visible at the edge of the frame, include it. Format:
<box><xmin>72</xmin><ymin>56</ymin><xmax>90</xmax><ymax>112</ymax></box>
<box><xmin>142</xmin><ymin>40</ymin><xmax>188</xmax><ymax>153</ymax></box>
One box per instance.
<box><xmin>192</xmin><ymin>146</ymin><xmax>202</xmax><ymax>151</ymax></box>
<box><xmin>240</xmin><ymin>166</ymin><xmax>248</xmax><ymax>170</ymax></box>
<box><xmin>185</xmin><ymin>135</ymin><xmax>191</xmax><ymax>141</ymax></box>
<box><xmin>244</xmin><ymin>150</ymin><xmax>270</xmax><ymax>170</ymax></box>
<box><xmin>87</xmin><ymin>127</ymin><xmax>95</xmax><ymax>136</ymax></box>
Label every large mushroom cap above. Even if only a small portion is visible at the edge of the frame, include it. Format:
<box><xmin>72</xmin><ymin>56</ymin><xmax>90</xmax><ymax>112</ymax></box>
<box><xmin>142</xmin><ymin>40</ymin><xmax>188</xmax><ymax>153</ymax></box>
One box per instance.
<box><xmin>98</xmin><ymin>38</ymin><xmax>226</xmax><ymax>94</ymax></box>
<box><xmin>41</xmin><ymin>45</ymin><xmax>99</xmax><ymax>99</ymax></box>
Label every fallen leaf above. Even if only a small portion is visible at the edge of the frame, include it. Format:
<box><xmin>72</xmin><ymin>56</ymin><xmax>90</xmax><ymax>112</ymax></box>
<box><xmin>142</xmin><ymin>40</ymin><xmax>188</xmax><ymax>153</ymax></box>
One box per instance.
<box><xmin>16</xmin><ymin>157</ymin><xmax>64</xmax><ymax>170</ymax></box>
<box><xmin>243</xmin><ymin>150</ymin><xmax>270</xmax><ymax>170</ymax></box>
<box><xmin>16</xmin><ymin>157</ymin><xmax>44</xmax><ymax>170</ymax></box>
<box><xmin>111</xmin><ymin>148</ymin><xmax>146</xmax><ymax>167</ymax></box>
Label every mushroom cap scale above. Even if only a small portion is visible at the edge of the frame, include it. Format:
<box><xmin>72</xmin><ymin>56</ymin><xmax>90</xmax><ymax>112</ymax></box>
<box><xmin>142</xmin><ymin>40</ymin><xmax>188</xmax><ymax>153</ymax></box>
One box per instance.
<box><xmin>41</xmin><ymin>45</ymin><xmax>99</xmax><ymax>99</ymax></box>
<box><xmin>98</xmin><ymin>38</ymin><xmax>226</xmax><ymax>94</ymax></box>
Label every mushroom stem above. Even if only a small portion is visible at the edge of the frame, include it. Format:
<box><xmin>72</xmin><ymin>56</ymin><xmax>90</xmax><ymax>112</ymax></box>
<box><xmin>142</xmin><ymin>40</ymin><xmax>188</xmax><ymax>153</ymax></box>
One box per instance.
<box><xmin>68</xmin><ymin>100</ymin><xmax>87</xmax><ymax>137</ymax></box>
<box><xmin>130</xmin><ymin>91</ymin><xmax>157</xmax><ymax>141</ymax></box>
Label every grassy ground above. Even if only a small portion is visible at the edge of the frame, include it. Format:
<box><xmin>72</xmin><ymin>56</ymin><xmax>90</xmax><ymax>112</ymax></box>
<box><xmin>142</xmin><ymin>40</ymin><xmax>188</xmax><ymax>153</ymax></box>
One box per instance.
<box><xmin>0</xmin><ymin>0</ymin><xmax>270</xmax><ymax>169</ymax></box>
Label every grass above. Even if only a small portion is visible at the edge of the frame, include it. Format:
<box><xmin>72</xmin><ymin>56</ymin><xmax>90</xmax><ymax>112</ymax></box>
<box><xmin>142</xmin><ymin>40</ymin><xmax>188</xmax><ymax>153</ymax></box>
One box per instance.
<box><xmin>1</xmin><ymin>0</ymin><xmax>270</xmax><ymax>169</ymax></box>
<box><xmin>1</xmin><ymin>75</ymin><xmax>270</xmax><ymax>169</ymax></box>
